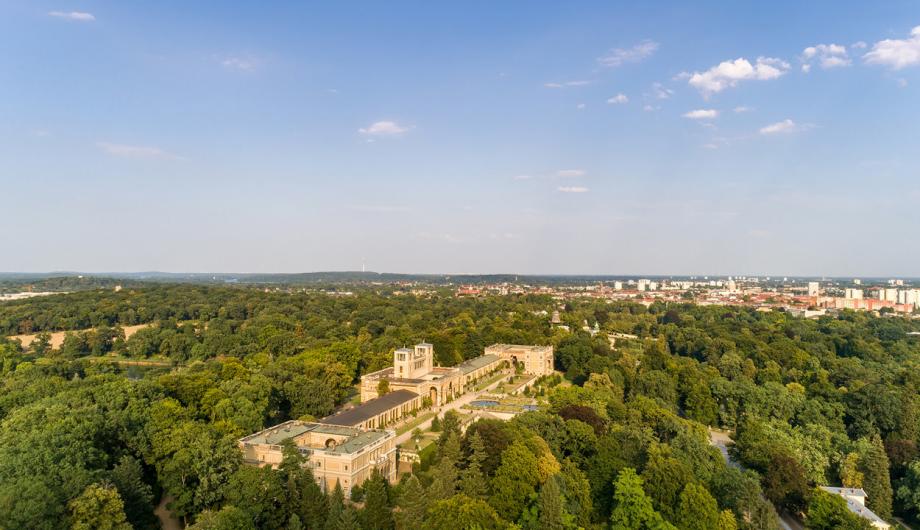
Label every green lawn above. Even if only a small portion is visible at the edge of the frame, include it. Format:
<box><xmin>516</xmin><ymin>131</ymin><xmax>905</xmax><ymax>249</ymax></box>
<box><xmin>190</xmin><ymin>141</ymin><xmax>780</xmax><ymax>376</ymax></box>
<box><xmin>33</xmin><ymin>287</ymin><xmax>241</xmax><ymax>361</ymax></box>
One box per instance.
<box><xmin>396</xmin><ymin>411</ymin><xmax>436</xmax><ymax>435</ymax></box>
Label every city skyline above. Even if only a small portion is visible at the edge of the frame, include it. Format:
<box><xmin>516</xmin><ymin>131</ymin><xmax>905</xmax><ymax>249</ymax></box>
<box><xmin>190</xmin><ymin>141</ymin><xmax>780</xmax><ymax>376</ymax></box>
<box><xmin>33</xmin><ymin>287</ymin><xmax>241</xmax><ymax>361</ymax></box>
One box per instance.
<box><xmin>3</xmin><ymin>2</ymin><xmax>920</xmax><ymax>275</ymax></box>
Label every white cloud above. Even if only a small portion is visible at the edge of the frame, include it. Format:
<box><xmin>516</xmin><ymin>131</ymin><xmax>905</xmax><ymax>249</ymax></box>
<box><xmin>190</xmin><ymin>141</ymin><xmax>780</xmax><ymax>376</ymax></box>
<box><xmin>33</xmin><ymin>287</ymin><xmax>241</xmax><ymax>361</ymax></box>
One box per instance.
<box><xmin>864</xmin><ymin>26</ymin><xmax>920</xmax><ymax>69</ymax></box>
<box><xmin>576</xmin><ymin>103</ymin><xmax>586</xmax><ymax>110</ymax></box>
<box><xmin>48</xmin><ymin>11</ymin><xmax>95</xmax><ymax>21</ymax></box>
<box><xmin>556</xmin><ymin>169</ymin><xmax>585</xmax><ymax>178</ymax></box>
<box><xmin>687</xmin><ymin>57</ymin><xmax>790</xmax><ymax>95</ymax></box>
<box><xmin>358</xmin><ymin>121</ymin><xmax>410</xmax><ymax>136</ymax></box>
<box><xmin>650</xmin><ymin>82</ymin><xmax>674</xmax><ymax>100</ymax></box>
<box><xmin>607</xmin><ymin>93</ymin><xmax>628</xmax><ymax>104</ymax></box>
<box><xmin>598</xmin><ymin>40</ymin><xmax>659</xmax><ymax>68</ymax></box>
<box><xmin>513</xmin><ymin>174</ymin><xmax>534</xmax><ymax>180</ymax></box>
<box><xmin>801</xmin><ymin>43</ymin><xmax>851</xmax><ymax>72</ymax></box>
<box><xmin>96</xmin><ymin>142</ymin><xmax>180</xmax><ymax>160</ymax></box>
<box><xmin>544</xmin><ymin>80</ymin><xmax>590</xmax><ymax>88</ymax></box>
<box><xmin>733</xmin><ymin>106</ymin><xmax>753</xmax><ymax>113</ymax></box>
<box><xmin>643</xmin><ymin>104</ymin><xmax>659</xmax><ymax>112</ymax></box>
<box><xmin>851</xmin><ymin>41</ymin><xmax>868</xmax><ymax>50</ymax></box>
<box><xmin>898</xmin><ymin>78</ymin><xmax>909</xmax><ymax>88</ymax></box>
<box><xmin>759</xmin><ymin>119</ymin><xmax>799</xmax><ymax>135</ymax></box>
<box><xmin>221</xmin><ymin>56</ymin><xmax>258</xmax><ymax>71</ymax></box>
<box><xmin>557</xmin><ymin>186</ymin><xmax>589</xmax><ymax>193</ymax></box>
<box><xmin>683</xmin><ymin>109</ymin><xmax>719</xmax><ymax>119</ymax></box>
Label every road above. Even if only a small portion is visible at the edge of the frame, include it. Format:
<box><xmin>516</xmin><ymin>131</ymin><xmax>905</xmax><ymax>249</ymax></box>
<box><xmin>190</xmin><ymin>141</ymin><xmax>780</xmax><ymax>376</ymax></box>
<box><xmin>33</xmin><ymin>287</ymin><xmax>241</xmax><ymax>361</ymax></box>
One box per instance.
<box><xmin>708</xmin><ymin>429</ymin><xmax>804</xmax><ymax>530</ymax></box>
<box><xmin>394</xmin><ymin>373</ymin><xmax>510</xmax><ymax>447</ymax></box>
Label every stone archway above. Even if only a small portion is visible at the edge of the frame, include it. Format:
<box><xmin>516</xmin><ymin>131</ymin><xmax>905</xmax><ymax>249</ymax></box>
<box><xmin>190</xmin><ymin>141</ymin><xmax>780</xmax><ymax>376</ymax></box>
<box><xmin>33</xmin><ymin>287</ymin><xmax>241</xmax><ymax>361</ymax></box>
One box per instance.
<box><xmin>429</xmin><ymin>387</ymin><xmax>439</xmax><ymax>406</ymax></box>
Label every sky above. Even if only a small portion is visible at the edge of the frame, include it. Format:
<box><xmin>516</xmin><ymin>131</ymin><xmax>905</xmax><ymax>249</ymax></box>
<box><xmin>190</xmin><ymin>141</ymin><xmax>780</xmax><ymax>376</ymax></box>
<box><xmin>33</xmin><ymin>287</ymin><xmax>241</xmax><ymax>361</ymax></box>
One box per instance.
<box><xmin>2</xmin><ymin>1</ymin><xmax>920</xmax><ymax>276</ymax></box>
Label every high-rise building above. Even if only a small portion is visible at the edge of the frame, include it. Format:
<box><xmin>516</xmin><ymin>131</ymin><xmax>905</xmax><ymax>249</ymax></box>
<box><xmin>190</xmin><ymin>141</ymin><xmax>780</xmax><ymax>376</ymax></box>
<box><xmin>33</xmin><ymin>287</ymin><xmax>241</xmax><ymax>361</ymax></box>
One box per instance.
<box><xmin>853</xmin><ymin>279</ymin><xmax>862</xmax><ymax>285</ymax></box>
<box><xmin>845</xmin><ymin>288</ymin><xmax>864</xmax><ymax>300</ymax></box>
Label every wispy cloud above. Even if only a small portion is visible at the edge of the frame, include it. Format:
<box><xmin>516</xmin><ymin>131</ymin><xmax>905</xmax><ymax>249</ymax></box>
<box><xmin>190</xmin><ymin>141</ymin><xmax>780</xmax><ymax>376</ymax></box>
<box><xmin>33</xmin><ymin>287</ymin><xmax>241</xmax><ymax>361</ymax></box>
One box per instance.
<box><xmin>683</xmin><ymin>109</ymin><xmax>719</xmax><ymax>120</ymax></box>
<box><xmin>759</xmin><ymin>119</ymin><xmax>809</xmax><ymax>135</ymax></box>
<box><xmin>558</xmin><ymin>186</ymin><xmax>589</xmax><ymax>193</ymax></box>
<box><xmin>358</xmin><ymin>121</ymin><xmax>410</xmax><ymax>136</ymax></box>
<box><xmin>48</xmin><ymin>11</ymin><xmax>95</xmax><ymax>21</ymax></box>
<box><xmin>863</xmin><ymin>25</ymin><xmax>920</xmax><ymax>70</ymax></box>
<box><xmin>597</xmin><ymin>40</ymin><xmax>659</xmax><ymax>68</ymax></box>
<box><xmin>556</xmin><ymin>169</ymin><xmax>585</xmax><ymax>178</ymax></box>
<box><xmin>221</xmin><ymin>56</ymin><xmax>259</xmax><ymax>72</ymax></box>
<box><xmin>733</xmin><ymin>106</ymin><xmax>753</xmax><ymax>113</ymax></box>
<box><xmin>513</xmin><ymin>174</ymin><xmax>534</xmax><ymax>181</ymax></box>
<box><xmin>649</xmin><ymin>82</ymin><xmax>674</xmax><ymax>100</ymax></box>
<box><xmin>801</xmin><ymin>43</ymin><xmax>850</xmax><ymax>72</ymax></box>
<box><xmin>607</xmin><ymin>93</ymin><xmax>628</xmax><ymax>104</ymax></box>
<box><xmin>685</xmin><ymin>57</ymin><xmax>789</xmax><ymax>96</ymax></box>
<box><xmin>96</xmin><ymin>142</ymin><xmax>181</xmax><ymax>160</ymax></box>
<box><xmin>544</xmin><ymin>80</ymin><xmax>591</xmax><ymax>88</ymax></box>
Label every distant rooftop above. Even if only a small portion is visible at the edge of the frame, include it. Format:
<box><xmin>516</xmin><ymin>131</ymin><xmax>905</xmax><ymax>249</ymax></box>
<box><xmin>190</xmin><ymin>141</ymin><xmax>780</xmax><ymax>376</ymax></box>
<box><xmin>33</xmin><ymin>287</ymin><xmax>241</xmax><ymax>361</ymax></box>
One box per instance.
<box><xmin>457</xmin><ymin>354</ymin><xmax>501</xmax><ymax>374</ymax></box>
<box><xmin>239</xmin><ymin>420</ymin><xmax>391</xmax><ymax>454</ymax></box>
<box><xmin>819</xmin><ymin>487</ymin><xmax>888</xmax><ymax>527</ymax></box>
<box><xmin>321</xmin><ymin>390</ymin><xmax>419</xmax><ymax>426</ymax></box>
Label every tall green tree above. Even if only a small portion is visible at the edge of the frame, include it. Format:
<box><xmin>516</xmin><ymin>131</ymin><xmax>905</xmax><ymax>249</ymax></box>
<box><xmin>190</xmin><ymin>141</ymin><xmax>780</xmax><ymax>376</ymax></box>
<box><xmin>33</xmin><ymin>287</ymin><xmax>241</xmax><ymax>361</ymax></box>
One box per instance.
<box><xmin>67</xmin><ymin>483</ymin><xmax>132</xmax><ymax>530</ymax></box>
<box><xmin>858</xmin><ymin>434</ymin><xmax>892</xmax><ymax>519</ymax></box>
<box><xmin>805</xmin><ymin>489</ymin><xmax>871</xmax><ymax>530</ymax></box>
<box><xmin>109</xmin><ymin>455</ymin><xmax>156</xmax><ymax>530</ymax></box>
<box><xmin>459</xmin><ymin>431</ymin><xmax>489</xmax><ymax>499</ymax></box>
<box><xmin>429</xmin><ymin>433</ymin><xmax>461</xmax><ymax>501</ymax></box>
<box><xmin>395</xmin><ymin>474</ymin><xmax>428</xmax><ymax>530</ymax></box>
<box><xmin>361</xmin><ymin>469</ymin><xmax>393</xmax><ymax>530</ymax></box>
<box><xmin>609</xmin><ymin>468</ymin><xmax>675</xmax><ymax>530</ymax></box>
<box><xmin>489</xmin><ymin>440</ymin><xmax>542</xmax><ymax>521</ymax></box>
<box><xmin>427</xmin><ymin>494</ymin><xmax>506</xmax><ymax>530</ymax></box>
<box><xmin>674</xmin><ymin>483</ymin><xmax>719</xmax><ymax>530</ymax></box>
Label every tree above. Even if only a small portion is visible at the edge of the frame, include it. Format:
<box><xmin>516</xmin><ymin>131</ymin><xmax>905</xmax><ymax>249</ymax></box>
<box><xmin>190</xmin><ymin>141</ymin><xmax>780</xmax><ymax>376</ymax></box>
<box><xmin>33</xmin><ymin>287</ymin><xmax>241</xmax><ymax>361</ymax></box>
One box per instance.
<box><xmin>536</xmin><ymin>475</ymin><xmax>572</xmax><ymax>530</ymax></box>
<box><xmin>459</xmin><ymin>431</ymin><xmax>488</xmax><ymax>499</ymax></box>
<box><xmin>326</xmin><ymin>482</ymin><xmax>346</xmax><ymax>530</ymax></box>
<box><xmin>674</xmin><ymin>483</ymin><xmax>719</xmax><ymax>530</ymax></box>
<box><xmin>839</xmin><ymin>452</ymin><xmax>864</xmax><ymax>489</ymax></box>
<box><xmin>641</xmin><ymin>450</ymin><xmax>694</xmax><ymax>521</ymax></box>
<box><xmin>489</xmin><ymin>440</ymin><xmax>542</xmax><ymax>521</ymax></box>
<box><xmin>377</xmin><ymin>379</ymin><xmax>390</xmax><ymax>397</ymax></box>
<box><xmin>429</xmin><ymin>432</ymin><xmax>461</xmax><ymax>501</ymax></box>
<box><xmin>110</xmin><ymin>455</ymin><xmax>157</xmax><ymax>530</ymax></box>
<box><xmin>439</xmin><ymin>410</ymin><xmax>462</xmax><ymax>447</ymax></box>
<box><xmin>332</xmin><ymin>507</ymin><xmax>361</xmax><ymax>530</ymax></box>
<box><xmin>427</xmin><ymin>494</ymin><xmax>506</xmax><ymax>530</ymax></box>
<box><xmin>361</xmin><ymin>469</ymin><xmax>393</xmax><ymax>530</ymax></box>
<box><xmin>609</xmin><ymin>468</ymin><xmax>675</xmax><ymax>530</ymax></box>
<box><xmin>896</xmin><ymin>459</ymin><xmax>920</xmax><ymax>516</ymax></box>
<box><xmin>805</xmin><ymin>488</ymin><xmax>871</xmax><ymax>530</ymax></box>
<box><xmin>858</xmin><ymin>434</ymin><xmax>892</xmax><ymax>519</ymax></box>
<box><xmin>67</xmin><ymin>483</ymin><xmax>132</xmax><ymax>530</ymax></box>
<box><xmin>395</xmin><ymin>474</ymin><xmax>428</xmax><ymax>530</ymax></box>
<box><xmin>761</xmin><ymin>451</ymin><xmax>810</xmax><ymax>513</ymax></box>
<box><xmin>559</xmin><ymin>459</ymin><xmax>593</xmax><ymax>529</ymax></box>
<box><xmin>187</xmin><ymin>506</ymin><xmax>256</xmax><ymax>530</ymax></box>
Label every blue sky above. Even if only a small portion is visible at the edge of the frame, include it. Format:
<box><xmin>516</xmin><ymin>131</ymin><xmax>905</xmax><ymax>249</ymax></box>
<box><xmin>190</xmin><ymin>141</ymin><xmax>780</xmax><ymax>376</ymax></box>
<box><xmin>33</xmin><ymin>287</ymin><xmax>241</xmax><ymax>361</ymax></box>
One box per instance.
<box><xmin>2</xmin><ymin>1</ymin><xmax>919</xmax><ymax>275</ymax></box>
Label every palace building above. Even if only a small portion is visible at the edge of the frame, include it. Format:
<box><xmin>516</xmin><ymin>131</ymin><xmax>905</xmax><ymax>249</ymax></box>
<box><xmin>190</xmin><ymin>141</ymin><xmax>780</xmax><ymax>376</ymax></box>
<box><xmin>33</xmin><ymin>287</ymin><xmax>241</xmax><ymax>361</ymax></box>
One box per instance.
<box><xmin>238</xmin><ymin>420</ymin><xmax>396</xmax><ymax>496</ymax></box>
<box><xmin>240</xmin><ymin>342</ymin><xmax>553</xmax><ymax>492</ymax></box>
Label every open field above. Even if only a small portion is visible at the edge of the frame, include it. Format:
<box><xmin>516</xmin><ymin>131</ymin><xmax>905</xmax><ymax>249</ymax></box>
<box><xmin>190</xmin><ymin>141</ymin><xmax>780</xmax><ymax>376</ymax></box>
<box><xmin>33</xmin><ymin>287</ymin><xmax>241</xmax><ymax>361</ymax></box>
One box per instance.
<box><xmin>8</xmin><ymin>324</ymin><xmax>150</xmax><ymax>350</ymax></box>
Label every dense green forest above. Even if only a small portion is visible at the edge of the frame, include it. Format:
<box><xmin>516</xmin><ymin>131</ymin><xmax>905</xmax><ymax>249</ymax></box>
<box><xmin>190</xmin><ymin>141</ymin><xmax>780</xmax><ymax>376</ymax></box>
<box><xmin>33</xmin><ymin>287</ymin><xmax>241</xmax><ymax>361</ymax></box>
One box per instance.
<box><xmin>1</xmin><ymin>284</ymin><xmax>919</xmax><ymax>529</ymax></box>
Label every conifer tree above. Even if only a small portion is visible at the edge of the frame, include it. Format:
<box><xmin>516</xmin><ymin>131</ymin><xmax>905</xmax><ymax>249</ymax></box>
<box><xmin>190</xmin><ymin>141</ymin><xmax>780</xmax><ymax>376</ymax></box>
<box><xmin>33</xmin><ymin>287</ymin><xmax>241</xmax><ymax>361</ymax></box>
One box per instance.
<box><xmin>536</xmin><ymin>475</ymin><xmax>568</xmax><ymax>530</ymax></box>
<box><xmin>395</xmin><ymin>474</ymin><xmax>428</xmax><ymax>530</ymax></box>
<box><xmin>429</xmin><ymin>433</ymin><xmax>461</xmax><ymax>501</ymax></box>
<box><xmin>460</xmin><ymin>431</ymin><xmax>489</xmax><ymax>499</ymax></box>
<box><xmin>361</xmin><ymin>469</ymin><xmax>393</xmax><ymax>530</ymax></box>
<box><xmin>326</xmin><ymin>481</ymin><xmax>345</xmax><ymax>530</ymax></box>
<box><xmin>859</xmin><ymin>434</ymin><xmax>893</xmax><ymax>519</ymax></box>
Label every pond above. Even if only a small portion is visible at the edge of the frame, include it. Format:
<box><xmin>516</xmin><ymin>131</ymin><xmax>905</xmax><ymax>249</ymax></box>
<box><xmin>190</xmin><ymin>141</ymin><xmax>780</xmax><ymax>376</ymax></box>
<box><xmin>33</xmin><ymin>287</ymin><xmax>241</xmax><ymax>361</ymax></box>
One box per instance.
<box><xmin>470</xmin><ymin>400</ymin><xmax>500</xmax><ymax>407</ymax></box>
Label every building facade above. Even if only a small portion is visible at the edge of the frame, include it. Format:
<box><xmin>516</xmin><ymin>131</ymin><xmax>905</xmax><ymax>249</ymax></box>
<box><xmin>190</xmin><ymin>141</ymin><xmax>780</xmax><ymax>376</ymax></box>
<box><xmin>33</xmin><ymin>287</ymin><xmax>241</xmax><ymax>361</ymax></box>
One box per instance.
<box><xmin>484</xmin><ymin>343</ymin><xmax>555</xmax><ymax>376</ymax></box>
<box><xmin>239</xmin><ymin>421</ymin><xmax>396</xmax><ymax>495</ymax></box>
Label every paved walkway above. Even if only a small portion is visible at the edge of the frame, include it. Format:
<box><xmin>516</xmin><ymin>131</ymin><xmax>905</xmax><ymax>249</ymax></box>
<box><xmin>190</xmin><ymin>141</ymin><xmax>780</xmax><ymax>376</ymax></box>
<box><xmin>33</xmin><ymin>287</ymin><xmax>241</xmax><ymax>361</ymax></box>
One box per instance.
<box><xmin>708</xmin><ymin>428</ymin><xmax>803</xmax><ymax>530</ymax></box>
<box><xmin>394</xmin><ymin>374</ymin><xmax>510</xmax><ymax>447</ymax></box>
